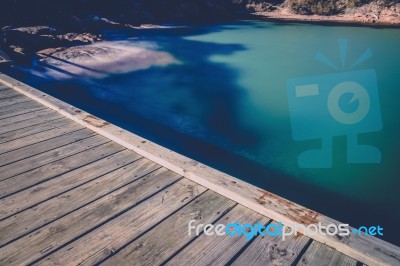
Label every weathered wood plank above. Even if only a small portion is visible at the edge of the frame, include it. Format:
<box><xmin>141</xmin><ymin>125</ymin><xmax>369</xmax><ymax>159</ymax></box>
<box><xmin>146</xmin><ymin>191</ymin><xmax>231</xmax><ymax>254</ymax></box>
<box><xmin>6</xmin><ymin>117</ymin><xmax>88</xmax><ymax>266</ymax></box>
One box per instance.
<box><xmin>0</xmin><ymin>94</ymin><xmax>25</xmax><ymax>104</ymax></box>
<box><xmin>0</xmin><ymin>88</ymin><xmax>20</xmax><ymax>99</ymax></box>
<box><xmin>0</xmin><ymin>128</ymin><xmax>94</xmax><ymax>167</ymax></box>
<box><xmin>39</xmin><ymin>181</ymin><xmax>210</xmax><ymax>266</ymax></box>
<box><xmin>166</xmin><ymin>205</ymin><xmax>270</xmax><ymax>266</ymax></box>
<box><xmin>0</xmin><ymin>140</ymin><xmax>123</xmax><ymax>198</ymax></box>
<box><xmin>297</xmin><ymin>241</ymin><xmax>358</xmax><ymax>266</ymax></box>
<box><xmin>0</xmin><ymin>158</ymin><xmax>160</xmax><ymax>246</ymax></box>
<box><xmin>0</xmin><ymin>94</ymin><xmax>30</xmax><ymax>107</ymax></box>
<box><xmin>0</xmin><ymin>149</ymin><xmax>137</xmax><ymax>220</ymax></box>
<box><xmin>0</xmin><ymin>135</ymin><xmax>109</xmax><ymax>181</ymax></box>
<box><xmin>101</xmin><ymin>190</ymin><xmax>236</xmax><ymax>266</ymax></box>
<box><xmin>0</xmin><ymin>118</ymin><xmax>78</xmax><ymax>154</ymax></box>
<box><xmin>232</xmin><ymin>221</ymin><xmax>310</xmax><ymax>266</ymax></box>
<box><xmin>0</xmin><ymin>108</ymin><xmax>55</xmax><ymax>128</ymax></box>
<box><xmin>0</xmin><ymin>101</ymin><xmax>44</xmax><ymax>120</ymax></box>
<box><xmin>317</xmin><ymin>215</ymin><xmax>400</xmax><ymax>266</ymax></box>
<box><xmin>0</xmin><ymin>110</ymin><xmax>60</xmax><ymax>135</ymax></box>
<box><xmin>0</xmin><ymin>89</ymin><xmax>20</xmax><ymax>98</ymax></box>
<box><xmin>0</xmin><ymin>168</ymin><xmax>184</xmax><ymax>265</ymax></box>
<box><xmin>0</xmin><ymin>117</ymin><xmax>72</xmax><ymax>145</ymax></box>
<box><xmin>0</xmin><ymin>109</ymin><xmax>54</xmax><ymax>127</ymax></box>
<box><xmin>0</xmin><ymin>85</ymin><xmax>9</xmax><ymax>91</ymax></box>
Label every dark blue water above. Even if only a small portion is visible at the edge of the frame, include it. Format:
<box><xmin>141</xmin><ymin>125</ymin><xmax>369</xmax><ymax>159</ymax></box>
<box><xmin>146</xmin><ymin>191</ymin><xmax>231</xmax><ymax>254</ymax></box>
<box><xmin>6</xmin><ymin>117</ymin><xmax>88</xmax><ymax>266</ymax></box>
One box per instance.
<box><xmin>10</xmin><ymin>21</ymin><xmax>400</xmax><ymax>245</ymax></box>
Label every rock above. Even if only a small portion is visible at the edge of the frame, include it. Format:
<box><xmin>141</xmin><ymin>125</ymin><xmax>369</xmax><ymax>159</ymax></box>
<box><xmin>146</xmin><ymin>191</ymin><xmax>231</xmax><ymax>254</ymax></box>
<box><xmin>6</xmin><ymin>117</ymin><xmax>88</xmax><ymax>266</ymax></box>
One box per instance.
<box><xmin>11</xmin><ymin>26</ymin><xmax>61</xmax><ymax>35</ymax></box>
<box><xmin>1</xmin><ymin>26</ymin><xmax>102</xmax><ymax>58</ymax></box>
<box><xmin>56</xmin><ymin>33</ymin><xmax>102</xmax><ymax>44</ymax></box>
<box><xmin>6</xmin><ymin>45</ymin><xmax>29</xmax><ymax>63</ymax></box>
<box><xmin>2</xmin><ymin>26</ymin><xmax>62</xmax><ymax>53</ymax></box>
<box><xmin>36</xmin><ymin>47</ymin><xmax>66</xmax><ymax>58</ymax></box>
<box><xmin>38</xmin><ymin>42</ymin><xmax>181</xmax><ymax>79</ymax></box>
<box><xmin>2</xmin><ymin>27</ymin><xmax>60</xmax><ymax>54</ymax></box>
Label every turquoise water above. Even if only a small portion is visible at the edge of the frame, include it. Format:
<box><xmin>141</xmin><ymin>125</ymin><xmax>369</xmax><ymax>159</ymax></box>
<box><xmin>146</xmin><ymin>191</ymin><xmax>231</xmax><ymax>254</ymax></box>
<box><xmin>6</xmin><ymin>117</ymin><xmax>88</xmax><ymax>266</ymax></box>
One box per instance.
<box><xmin>185</xmin><ymin>22</ymin><xmax>400</xmax><ymax>203</ymax></box>
<box><xmin>15</xmin><ymin>21</ymin><xmax>400</xmax><ymax>245</ymax></box>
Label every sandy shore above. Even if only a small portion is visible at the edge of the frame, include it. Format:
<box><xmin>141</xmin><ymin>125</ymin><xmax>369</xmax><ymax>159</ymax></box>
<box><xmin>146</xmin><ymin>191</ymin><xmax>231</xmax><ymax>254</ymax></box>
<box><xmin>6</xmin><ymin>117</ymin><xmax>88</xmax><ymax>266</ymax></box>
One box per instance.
<box><xmin>255</xmin><ymin>4</ymin><xmax>400</xmax><ymax>27</ymax></box>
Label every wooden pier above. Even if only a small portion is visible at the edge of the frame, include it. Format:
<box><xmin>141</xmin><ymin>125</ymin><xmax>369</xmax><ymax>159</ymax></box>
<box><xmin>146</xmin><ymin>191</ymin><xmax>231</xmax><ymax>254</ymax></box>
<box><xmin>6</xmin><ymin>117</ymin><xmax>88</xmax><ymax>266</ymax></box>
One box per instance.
<box><xmin>0</xmin><ymin>76</ymin><xmax>399</xmax><ymax>265</ymax></box>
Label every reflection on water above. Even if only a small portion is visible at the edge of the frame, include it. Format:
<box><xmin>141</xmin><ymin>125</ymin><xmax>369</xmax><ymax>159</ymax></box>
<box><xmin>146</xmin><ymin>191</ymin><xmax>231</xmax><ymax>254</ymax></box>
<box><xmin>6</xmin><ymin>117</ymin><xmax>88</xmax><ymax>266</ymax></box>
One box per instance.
<box><xmin>12</xmin><ymin>21</ymin><xmax>400</xmax><ymax>245</ymax></box>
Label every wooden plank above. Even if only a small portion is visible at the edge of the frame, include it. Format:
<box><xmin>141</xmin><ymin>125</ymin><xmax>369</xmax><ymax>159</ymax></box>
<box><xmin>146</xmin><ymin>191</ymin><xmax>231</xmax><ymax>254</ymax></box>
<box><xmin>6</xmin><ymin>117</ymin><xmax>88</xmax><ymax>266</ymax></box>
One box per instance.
<box><xmin>0</xmin><ymin>140</ymin><xmax>124</xmax><ymax>198</ymax></box>
<box><xmin>0</xmin><ymin>90</ymin><xmax>20</xmax><ymax>99</ymax></box>
<box><xmin>0</xmin><ymin>135</ymin><xmax>109</xmax><ymax>181</ymax></box>
<box><xmin>166</xmin><ymin>205</ymin><xmax>270</xmax><ymax>266</ymax></box>
<box><xmin>317</xmin><ymin>216</ymin><xmax>400</xmax><ymax>266</ymax></box>
<box><xmin>0</xmin><ymin>117</ymin><xmax>72</xmax><ymax>145</ymax></box>
<box><xmin>0</xmin><ymin>108</ymin><xmax>55</xmax><ymax>128</ymax></box>
<box><xmin>38</xmin><ymin>180</ymin><xmax>211</xmax><ymax>266</ymax></box>
<box><xmin>0</xmin><ymin>158</ymin><xmax>161</xmax><ymax>246</ymax></box>
<box><xmin>0</xmin><ymin>106</ymin><xmax>46</xmax><ymax>120</ymax></box>
<box><xmin>2</xmin><ymin>73</ymin><xmax>400</xmax><ymax>266</ymax></box>
<box><xmin>297</xmin><ymin>241</ymin><xmax>358</xmax><ymax>266</ymax></box>
<box><xmin>0</xmin><ymin>94</ymin><xmax>24</xmax><ymax>104</ymax></box>
<box><xmin>0</xmin><ymin>149</ymin><xmax>137</xmax><ymax>220</ymax></box>
<box><xmin>0</xmin><ymin>94</ymin><xmax>30</xmax><ymax>107</ymax></box>
<box><xmin>0</xmin><ymin>110</ymin><xmax>60</xmax><ymax>135</ymax></box>
<box><xmin>0</xmin><ymin>168</ymin><xmax>185</xmax><ymax>265</ymax></box>
<box><xmin>100</xmin><ymin>190</ymin><xmax>235</xmax><ymax>266</ymax></box>
<box><xmin>232</xmin><ymin>221</ymin><xmax>310</xmax><ymax>266</ymax></box>
<box><xmin>0</xmin><ymin>117</ymin><xmax>80</xmax><ymax>154</ymax></box>
<box><xmin>0</xmin><ymin>88</ymin><xmax>20</xmax><ymax>99</ymax></box>
<box><xmin>0</xmin><ymin>128</ymin><xmax>94</xmax><ymax>167</ymax></box>
<box><xmin>0</xmin><ymin>85</ymin><xmax>9</xmax><ymax>91</ymax></box>
<box><xmin>0</xmin><ymin>95</ymin><xmax>30</xmax><ymax>108</ymax></box>
<box><xmin>0</xmin><ymin>101</ymin><xmax>44</xmax><ymax>120</ymax></box>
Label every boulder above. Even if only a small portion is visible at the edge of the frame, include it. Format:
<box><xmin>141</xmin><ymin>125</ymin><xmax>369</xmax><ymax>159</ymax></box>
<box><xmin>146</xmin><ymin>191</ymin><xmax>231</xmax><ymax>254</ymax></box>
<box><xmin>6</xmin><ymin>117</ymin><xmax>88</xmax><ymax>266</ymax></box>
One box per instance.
<box><xmin>1</xmin><ymin>26</ymin><xmax>102</xmax><ymax>54</ymax></box>
<box><xmin>38</xmin><ymin>42</ymin><xmax>180</xmax><ymax>79</ymax></box>
<box><xmin>2</xmin><ymin>26</ymin><xmax>63</xmax><ymax>54</ymax></box>
<box><xmin>56</xmin><ymin>32</ymin><xmax>102</xmax><ymax>44</ymax></box>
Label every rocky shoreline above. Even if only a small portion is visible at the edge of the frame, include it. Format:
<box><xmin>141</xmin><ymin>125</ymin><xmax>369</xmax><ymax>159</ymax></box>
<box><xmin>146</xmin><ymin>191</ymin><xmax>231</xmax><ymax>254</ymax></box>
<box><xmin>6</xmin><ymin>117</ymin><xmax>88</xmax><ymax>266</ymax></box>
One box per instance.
<box><xmin>0</xmin><ymin>1</ymin><xmax>399</xmax><ymax>67</ymax></box>
<box><xmin>256</xmin><ymin>2</ymin><xmax>400</xmax><ymax>26</ymax></box>
<box><xmin>0</xmin><ymin>15</ymin><xmax>146</xmax><ymax>65</ymax></box>
<box><xmin>1</xmin><ymin>26</ymin><xmax>100</xmax><ymax>63</ymax></box>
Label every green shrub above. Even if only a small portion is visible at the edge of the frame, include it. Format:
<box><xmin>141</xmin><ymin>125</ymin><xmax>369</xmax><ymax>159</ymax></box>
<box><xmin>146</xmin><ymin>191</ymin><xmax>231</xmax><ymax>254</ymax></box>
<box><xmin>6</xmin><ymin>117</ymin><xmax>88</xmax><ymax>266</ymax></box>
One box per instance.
<box><xmin>288</xmin><ymin>0</ymin><xmax>399</xmax><ymax>15</ymax></box>
<box><xmin>287</xmin><ymin>0</ymin><xmax>342</xmax><ymax>15</ymax></box>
